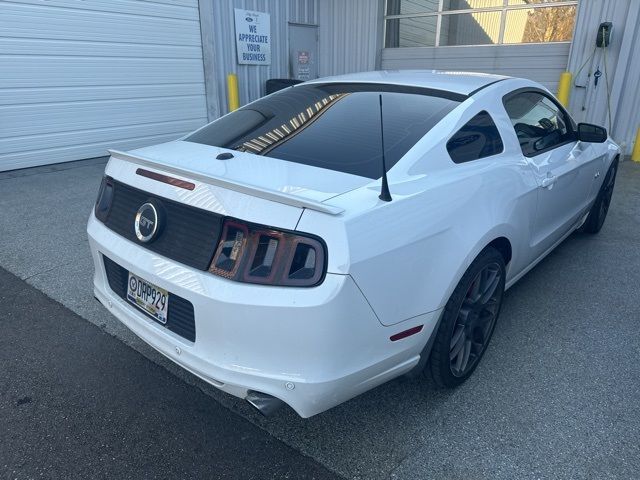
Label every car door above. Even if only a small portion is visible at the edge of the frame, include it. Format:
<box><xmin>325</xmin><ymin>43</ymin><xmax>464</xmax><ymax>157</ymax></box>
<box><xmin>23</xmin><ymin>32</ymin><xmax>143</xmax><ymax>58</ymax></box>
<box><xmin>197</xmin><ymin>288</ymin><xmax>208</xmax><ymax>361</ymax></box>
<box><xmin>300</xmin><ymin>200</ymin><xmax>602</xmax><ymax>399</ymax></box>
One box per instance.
<box><xmin>503</xmin><ymin>90</ymin><xmax>596</xmax><ymax>256</ymax></box>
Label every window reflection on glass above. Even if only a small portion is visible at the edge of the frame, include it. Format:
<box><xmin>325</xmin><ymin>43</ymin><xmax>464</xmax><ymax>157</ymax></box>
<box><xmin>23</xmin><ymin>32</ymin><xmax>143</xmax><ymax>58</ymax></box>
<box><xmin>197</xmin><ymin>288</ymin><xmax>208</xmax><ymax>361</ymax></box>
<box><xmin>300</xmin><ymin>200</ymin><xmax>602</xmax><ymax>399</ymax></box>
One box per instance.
<box><xmin>442</xmin><ymin>0</ymin><xmax>504</xmax><ymax>10</ymax></box>
<box><xmin>384</xmin><ymin>0</ymin><xmax>577</xmax><ymax>46</ymax></box>
<box><xmin>503</xmin><ymin>6</ymin><xmax>576</xmax><ymax>43</ymax></box>
<box><xmin>386</xmin><ymin>0</ymin><xmax>439</xmax><ymax>16</ymax></box>
<box><xmin>385</xmin><ymin>16</ymin><xmax>438</xmax><ymax>48</ymax></box>
<box><xmin>503</xmin><ymin>92</ymin><xmax>573</xmax><ymax>156</ymax></box>
<box><xmin>439</xmin><ymin>11</ymin><xmax>501</xmax><ymax>46</ymax></box>
<box><xmin>186</xmin><ymin>84</ymin><xmax>461</xmax><ymax>179</ymax></box>
<box><xmin>236</xmin><ymin>94</ymin><xmax>348</xmax><ymax>155</ymax></box>
<box><xmin>446</xmin><ymin>111</ymin><xmax>504</xmax><ymax>164</ymax></box>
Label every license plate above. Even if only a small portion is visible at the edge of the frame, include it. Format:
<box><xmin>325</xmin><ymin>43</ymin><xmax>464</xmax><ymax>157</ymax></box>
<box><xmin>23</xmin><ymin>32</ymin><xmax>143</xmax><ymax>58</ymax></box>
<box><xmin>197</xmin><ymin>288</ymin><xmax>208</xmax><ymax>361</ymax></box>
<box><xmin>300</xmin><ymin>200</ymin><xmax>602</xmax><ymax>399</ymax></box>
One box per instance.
<box><xmin>126</xmin><ymin>272</ymin><xmax>169</xmax><ymax>324</ymax></box>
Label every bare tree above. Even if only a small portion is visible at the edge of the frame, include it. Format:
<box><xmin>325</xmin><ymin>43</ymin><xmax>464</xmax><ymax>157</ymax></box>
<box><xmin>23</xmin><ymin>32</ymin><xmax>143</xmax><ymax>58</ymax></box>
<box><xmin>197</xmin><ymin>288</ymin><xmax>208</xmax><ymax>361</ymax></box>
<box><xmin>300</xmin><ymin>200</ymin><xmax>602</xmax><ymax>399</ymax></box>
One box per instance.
<box><xmin>522</xmin><ymin>5</ymin><xmax>576</xmax><ymax>43</ymax></box>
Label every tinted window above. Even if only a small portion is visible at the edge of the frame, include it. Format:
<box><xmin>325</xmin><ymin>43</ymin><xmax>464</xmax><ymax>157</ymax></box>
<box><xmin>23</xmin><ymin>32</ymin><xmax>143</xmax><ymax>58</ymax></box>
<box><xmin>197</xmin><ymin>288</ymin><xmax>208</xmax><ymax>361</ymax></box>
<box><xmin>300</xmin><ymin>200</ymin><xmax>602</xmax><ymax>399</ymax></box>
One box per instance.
<box><xmin>186</xmin><ymin>83</ymin><xmax>461</xmax><ymax>179</ymax></box>
<box><xmin>446</xmin><ymin>111</ymin><xmax>503</xmax><ymax>163</ymax></box>
<box><xmin>503</xmin><ymin>91</ymin><xmax>575</xmax><ymax>156</ymax></box>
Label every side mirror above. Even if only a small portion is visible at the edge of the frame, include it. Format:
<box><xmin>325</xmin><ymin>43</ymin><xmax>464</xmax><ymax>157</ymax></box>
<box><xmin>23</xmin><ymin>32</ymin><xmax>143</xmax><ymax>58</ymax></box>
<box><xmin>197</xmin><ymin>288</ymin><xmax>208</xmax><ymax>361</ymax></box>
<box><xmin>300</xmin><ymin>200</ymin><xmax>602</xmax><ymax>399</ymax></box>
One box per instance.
<box><xmin>577</xmin><ymin>123</ymin><xmax>607</xmax><ymax>143</ymax></box>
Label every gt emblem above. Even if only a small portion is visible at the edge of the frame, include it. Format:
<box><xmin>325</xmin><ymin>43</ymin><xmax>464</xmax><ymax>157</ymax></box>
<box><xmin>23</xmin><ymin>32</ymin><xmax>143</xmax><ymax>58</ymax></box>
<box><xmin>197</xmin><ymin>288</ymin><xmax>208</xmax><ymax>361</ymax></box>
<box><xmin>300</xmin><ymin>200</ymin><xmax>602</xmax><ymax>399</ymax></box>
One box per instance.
<box><xmin>134</xmin><ymin>202</ymin><xmax>159</xmax><ymax>243</ymax></box>
<box><xmin>139</xmin><ymin>216</ymin><xmax>154</xmax><ymax>229</ymax></box>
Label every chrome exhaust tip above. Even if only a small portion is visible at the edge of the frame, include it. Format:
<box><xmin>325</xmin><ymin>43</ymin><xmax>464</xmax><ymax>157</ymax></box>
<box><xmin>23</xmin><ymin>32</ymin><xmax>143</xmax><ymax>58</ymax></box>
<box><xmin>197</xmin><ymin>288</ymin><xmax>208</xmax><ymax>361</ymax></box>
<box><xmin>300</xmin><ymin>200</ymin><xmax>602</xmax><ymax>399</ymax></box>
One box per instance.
<box><xmin>245</xmin><ymin>391</ymin><xmax>285</xmax><ymax>417</ymax></box>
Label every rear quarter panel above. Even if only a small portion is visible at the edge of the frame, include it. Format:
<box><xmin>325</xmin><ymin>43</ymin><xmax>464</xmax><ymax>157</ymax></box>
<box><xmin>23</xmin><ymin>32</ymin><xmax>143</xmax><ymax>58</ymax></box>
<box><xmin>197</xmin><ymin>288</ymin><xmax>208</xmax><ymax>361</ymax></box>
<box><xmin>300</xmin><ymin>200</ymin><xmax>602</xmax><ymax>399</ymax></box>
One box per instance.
<box><xmin>298</xmin><ymin>81</ymin><xmax>540</xmax><ymax>326</ymax></box>
<box><xmin>587</xmin><ymin>139</ymin><xmax>621</xmax><ymax>199</ymax></box>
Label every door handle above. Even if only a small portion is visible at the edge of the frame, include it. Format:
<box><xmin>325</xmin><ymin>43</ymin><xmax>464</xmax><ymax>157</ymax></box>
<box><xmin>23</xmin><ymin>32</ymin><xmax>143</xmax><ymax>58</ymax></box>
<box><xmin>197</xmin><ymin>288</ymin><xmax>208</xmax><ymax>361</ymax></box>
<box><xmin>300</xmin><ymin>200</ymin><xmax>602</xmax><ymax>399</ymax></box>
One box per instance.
<box><xmin>541</xmin><ymin>175</ymin><xmax>557</xmax><ymax>188</ymax></box>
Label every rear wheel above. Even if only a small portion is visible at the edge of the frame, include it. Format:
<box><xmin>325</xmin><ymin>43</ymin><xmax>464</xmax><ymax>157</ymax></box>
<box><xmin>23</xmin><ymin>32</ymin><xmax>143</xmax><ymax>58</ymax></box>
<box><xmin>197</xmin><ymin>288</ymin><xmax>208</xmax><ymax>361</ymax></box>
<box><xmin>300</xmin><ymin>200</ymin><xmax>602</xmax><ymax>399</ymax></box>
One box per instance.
<box><xmin>428</xmin><ymin>247</ymin><xmax>505</xmax><ymax>388</ymax></box>
<box><xmin>581</xmin><ymin>159</ymin><xmax>618</xmax><ymax>234</ymax></box>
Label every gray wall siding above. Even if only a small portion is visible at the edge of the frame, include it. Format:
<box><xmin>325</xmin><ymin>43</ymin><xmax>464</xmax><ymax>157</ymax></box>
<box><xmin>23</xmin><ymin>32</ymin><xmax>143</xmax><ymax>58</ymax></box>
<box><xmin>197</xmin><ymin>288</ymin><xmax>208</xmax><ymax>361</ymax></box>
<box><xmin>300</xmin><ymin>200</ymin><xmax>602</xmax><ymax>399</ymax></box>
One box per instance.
<box><xmin>199</xmin><ymin>0</ymin><xmax>318</xmax><ymax>118</ymax></box>
<box><xmin>381</xmin><ymin>43</ymin><xmax>571</xmax><ymax>92</ymax></box>
<box><xmin>199</xmin><ymin>0</ymin><xmax>382</xmax><ymax>118</ymax></box>
<box><xmin>566</xmin><ymin>0</ymin><xmax>640</xmax><ymax>153</ymax></box>
<box><xmin>318</xmin><ymin>0</ymin><xmax>381</xmax><ymax>77</ymax></box>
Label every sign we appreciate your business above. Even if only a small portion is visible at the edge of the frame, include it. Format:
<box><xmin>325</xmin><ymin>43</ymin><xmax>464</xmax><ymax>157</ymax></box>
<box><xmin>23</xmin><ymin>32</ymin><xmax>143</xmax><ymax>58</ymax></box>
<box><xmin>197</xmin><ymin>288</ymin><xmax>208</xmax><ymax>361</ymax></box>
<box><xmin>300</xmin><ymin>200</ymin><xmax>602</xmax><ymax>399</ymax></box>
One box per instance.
<box><xmin>234</xmin><ymin>9</ymin><xmax>271</xmax><ymax>65</ymax></box>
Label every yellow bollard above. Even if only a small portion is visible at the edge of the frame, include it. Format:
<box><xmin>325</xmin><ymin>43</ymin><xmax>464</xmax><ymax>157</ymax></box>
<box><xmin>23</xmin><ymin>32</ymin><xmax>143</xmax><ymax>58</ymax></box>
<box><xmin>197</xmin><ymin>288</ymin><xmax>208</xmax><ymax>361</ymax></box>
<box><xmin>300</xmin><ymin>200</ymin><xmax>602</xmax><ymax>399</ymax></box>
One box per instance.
<box><xmin>227</xmin><ymin>73</ymin><xmax>239</xmax><ymax>112</ymax></box>
<box><xmin>556</xmin><ymin>71</ymin><xmax>572</xmax><ymax>107</ymax></box>
<box><xmin>632</xmin><ymin>127</ymin><xmax>640</xmax><ymax>162</ymax></box>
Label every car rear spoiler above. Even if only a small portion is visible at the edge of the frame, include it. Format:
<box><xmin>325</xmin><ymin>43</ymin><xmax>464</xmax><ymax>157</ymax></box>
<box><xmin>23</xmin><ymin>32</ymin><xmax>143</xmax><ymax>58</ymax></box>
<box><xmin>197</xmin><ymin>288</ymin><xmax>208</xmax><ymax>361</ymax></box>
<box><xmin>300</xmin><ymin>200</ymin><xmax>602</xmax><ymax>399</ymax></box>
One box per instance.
<box><xmin>107</xmin><ymin>149</ymin><xmax>344</xmax><ymax>215</ymax></box>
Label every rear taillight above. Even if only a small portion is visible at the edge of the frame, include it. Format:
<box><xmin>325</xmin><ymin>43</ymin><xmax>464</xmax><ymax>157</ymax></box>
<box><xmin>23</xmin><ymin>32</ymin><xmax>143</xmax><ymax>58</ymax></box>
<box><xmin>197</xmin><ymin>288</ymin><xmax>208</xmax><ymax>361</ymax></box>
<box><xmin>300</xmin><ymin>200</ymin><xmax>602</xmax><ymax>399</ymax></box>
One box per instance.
<box><xmin>209</xmin><ymin>218</ymin><xmax>326</xmax><ymax>287</ymax></box>
<box><xmin>95</xmin><ymin>176</ymin><xmax>114</xmax><ymax>222</ymax></box>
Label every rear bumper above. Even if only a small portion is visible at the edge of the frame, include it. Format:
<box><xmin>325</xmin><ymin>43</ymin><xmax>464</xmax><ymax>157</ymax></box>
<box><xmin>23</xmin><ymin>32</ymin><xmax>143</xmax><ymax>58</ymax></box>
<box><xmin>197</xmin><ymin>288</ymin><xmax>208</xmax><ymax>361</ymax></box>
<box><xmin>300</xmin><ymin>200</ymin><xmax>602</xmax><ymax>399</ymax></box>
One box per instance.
<box><xmin>88</xmin><ymin>213</ymin><xmax>441</xmax><ymax>417</ymax></box>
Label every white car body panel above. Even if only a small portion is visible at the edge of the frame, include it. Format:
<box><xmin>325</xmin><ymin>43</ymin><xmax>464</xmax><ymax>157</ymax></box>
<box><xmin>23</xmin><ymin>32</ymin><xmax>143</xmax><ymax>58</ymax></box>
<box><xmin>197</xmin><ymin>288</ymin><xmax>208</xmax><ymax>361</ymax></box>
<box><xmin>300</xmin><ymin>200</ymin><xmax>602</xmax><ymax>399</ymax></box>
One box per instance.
<box><xmin>104</xmin><ymin>155</ymin><xmax>305</xmax><ymax>230</ymax></box>
<box><xmin>330</xmin><ymin>78</ymin><xmax>618</xmax><ymax>325</ymax></box>
<box><xmin>88</xmin><ymin>214</ymin><xmax>441</xmax><ymax>418</ymax></box>
<box><xmin>109</xmin><ymin>142</ymin><xmax>360</xmax><ymax>215</ymax></box>
<box><xmin>88</xmin><ymin>71</ymin><xmax>620</xmax><ymax>417</ymax></box>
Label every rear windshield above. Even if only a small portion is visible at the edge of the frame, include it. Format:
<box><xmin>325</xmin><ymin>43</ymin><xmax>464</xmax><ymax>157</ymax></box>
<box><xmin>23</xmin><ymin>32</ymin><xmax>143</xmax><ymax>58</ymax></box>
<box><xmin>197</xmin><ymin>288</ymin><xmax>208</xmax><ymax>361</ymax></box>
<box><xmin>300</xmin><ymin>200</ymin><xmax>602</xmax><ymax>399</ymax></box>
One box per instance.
<box><xmin>185</xmin><ymin>83</ymin><xmax>462</xmax><ymax>179</ymax></box>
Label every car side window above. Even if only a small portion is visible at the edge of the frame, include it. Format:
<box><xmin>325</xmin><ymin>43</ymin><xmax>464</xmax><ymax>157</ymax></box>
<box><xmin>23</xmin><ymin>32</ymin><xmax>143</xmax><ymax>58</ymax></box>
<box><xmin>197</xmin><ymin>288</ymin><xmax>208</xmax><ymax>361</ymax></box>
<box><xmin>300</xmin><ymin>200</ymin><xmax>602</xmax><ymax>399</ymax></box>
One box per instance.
<box><xmin>503</xmin><ymin>91</ymin><xmax>575</xmax><ymax>156</ymax></box>
<box><xmin>446</xmin><ymin>111</ymin><xmax>504</xmax><ymax>164</ymax></box>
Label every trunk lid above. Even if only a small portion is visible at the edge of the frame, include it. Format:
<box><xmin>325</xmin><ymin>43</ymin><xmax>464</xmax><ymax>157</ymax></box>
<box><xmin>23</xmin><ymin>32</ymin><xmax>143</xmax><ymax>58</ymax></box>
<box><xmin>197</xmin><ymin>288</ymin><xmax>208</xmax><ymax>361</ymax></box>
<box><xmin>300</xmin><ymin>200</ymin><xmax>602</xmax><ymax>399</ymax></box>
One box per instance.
<box><xmin>122</xmin><ymin>140</ymin><xmax>372</xmax><ymax>214</ymax></box>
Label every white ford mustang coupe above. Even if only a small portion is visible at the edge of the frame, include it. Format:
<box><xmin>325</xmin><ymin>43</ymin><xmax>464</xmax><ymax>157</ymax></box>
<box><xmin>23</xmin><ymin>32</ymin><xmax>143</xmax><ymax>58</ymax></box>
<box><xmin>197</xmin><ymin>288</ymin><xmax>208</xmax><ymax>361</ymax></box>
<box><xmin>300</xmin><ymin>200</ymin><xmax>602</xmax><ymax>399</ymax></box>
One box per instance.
<box><xmin>88</xmin><ymin>71</ymin><xmax>619</xmax><ymax>417</ymax></box>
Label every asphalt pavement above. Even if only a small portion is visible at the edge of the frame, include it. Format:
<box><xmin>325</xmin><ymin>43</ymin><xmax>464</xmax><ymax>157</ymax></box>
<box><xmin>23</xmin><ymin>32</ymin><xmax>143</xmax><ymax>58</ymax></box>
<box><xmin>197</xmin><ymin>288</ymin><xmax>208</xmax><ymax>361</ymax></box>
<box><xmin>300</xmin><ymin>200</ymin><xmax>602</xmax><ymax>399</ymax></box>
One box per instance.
<box><xmin>1</xmin><ymin>158</ymin><xmax>639</xmax><ymax>479</ymax></box>
<box><xmin>0</xmin><ymin>266</ymin><xmax>339</xmax><ymax>480</ymax></box>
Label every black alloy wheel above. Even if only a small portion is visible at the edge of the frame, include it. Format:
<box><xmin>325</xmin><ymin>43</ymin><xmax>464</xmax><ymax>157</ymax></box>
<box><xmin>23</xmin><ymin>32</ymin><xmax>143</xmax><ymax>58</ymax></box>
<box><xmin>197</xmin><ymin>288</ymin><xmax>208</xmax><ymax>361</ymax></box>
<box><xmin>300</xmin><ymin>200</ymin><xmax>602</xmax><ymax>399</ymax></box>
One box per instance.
<box><xmin>449</xmin><ymin>262</ymin><xmax>502</xmax><ymax>377</ymax></box>
<box><xmin>582</xmin><ymin>159</ymin><xmax>618</xmax><ymax>234</ymax></box>
<box><xmin>428</xmin><ymin>247</ymin><xmax>505</xmax><ymax>388</ymax></box>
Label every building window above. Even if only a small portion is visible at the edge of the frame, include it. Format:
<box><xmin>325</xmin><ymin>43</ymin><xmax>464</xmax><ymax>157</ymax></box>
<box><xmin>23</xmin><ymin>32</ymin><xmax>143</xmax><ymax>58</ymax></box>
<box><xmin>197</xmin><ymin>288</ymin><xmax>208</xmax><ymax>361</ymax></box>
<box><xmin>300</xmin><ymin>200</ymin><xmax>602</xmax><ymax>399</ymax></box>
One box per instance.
<box><xmin>385</xmin><ymin>0</ymin><xmax>577</xmax><ymax>48</ymax></box>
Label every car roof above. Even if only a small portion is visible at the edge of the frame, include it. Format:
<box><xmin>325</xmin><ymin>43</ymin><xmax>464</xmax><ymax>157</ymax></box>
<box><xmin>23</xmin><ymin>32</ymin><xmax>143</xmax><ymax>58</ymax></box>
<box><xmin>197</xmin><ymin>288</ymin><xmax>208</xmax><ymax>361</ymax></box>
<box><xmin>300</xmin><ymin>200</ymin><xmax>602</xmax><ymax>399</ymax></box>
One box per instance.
<box><xmin>305</xmin><ymin>70</ymin><xmax>511</xmax><ymax>96</ymax></box>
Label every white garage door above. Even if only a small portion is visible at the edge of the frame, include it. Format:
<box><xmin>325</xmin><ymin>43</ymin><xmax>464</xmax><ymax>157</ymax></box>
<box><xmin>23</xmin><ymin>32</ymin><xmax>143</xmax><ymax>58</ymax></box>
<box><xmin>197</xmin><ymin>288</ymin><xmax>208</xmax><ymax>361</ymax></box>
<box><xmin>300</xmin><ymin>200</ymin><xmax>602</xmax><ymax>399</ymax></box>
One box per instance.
<box><xmin>0</xmin><ymin>0</ymin><xmax>208</xmax><ymax>172</ymax></box>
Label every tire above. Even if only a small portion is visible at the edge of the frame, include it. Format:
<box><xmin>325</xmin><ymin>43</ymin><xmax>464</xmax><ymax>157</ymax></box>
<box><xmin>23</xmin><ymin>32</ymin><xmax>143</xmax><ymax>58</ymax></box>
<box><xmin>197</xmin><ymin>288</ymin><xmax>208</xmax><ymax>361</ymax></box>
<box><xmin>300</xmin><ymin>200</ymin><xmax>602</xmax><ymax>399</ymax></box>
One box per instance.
<box><xmin>581</xmin><ymin>159</ymin><xmax>618</xmax><ymax>234</ymax></box>
<box><xmin>428</xmin><ymin>247</ymin><xmax>506</xmax><ymax>388</ymax></box>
